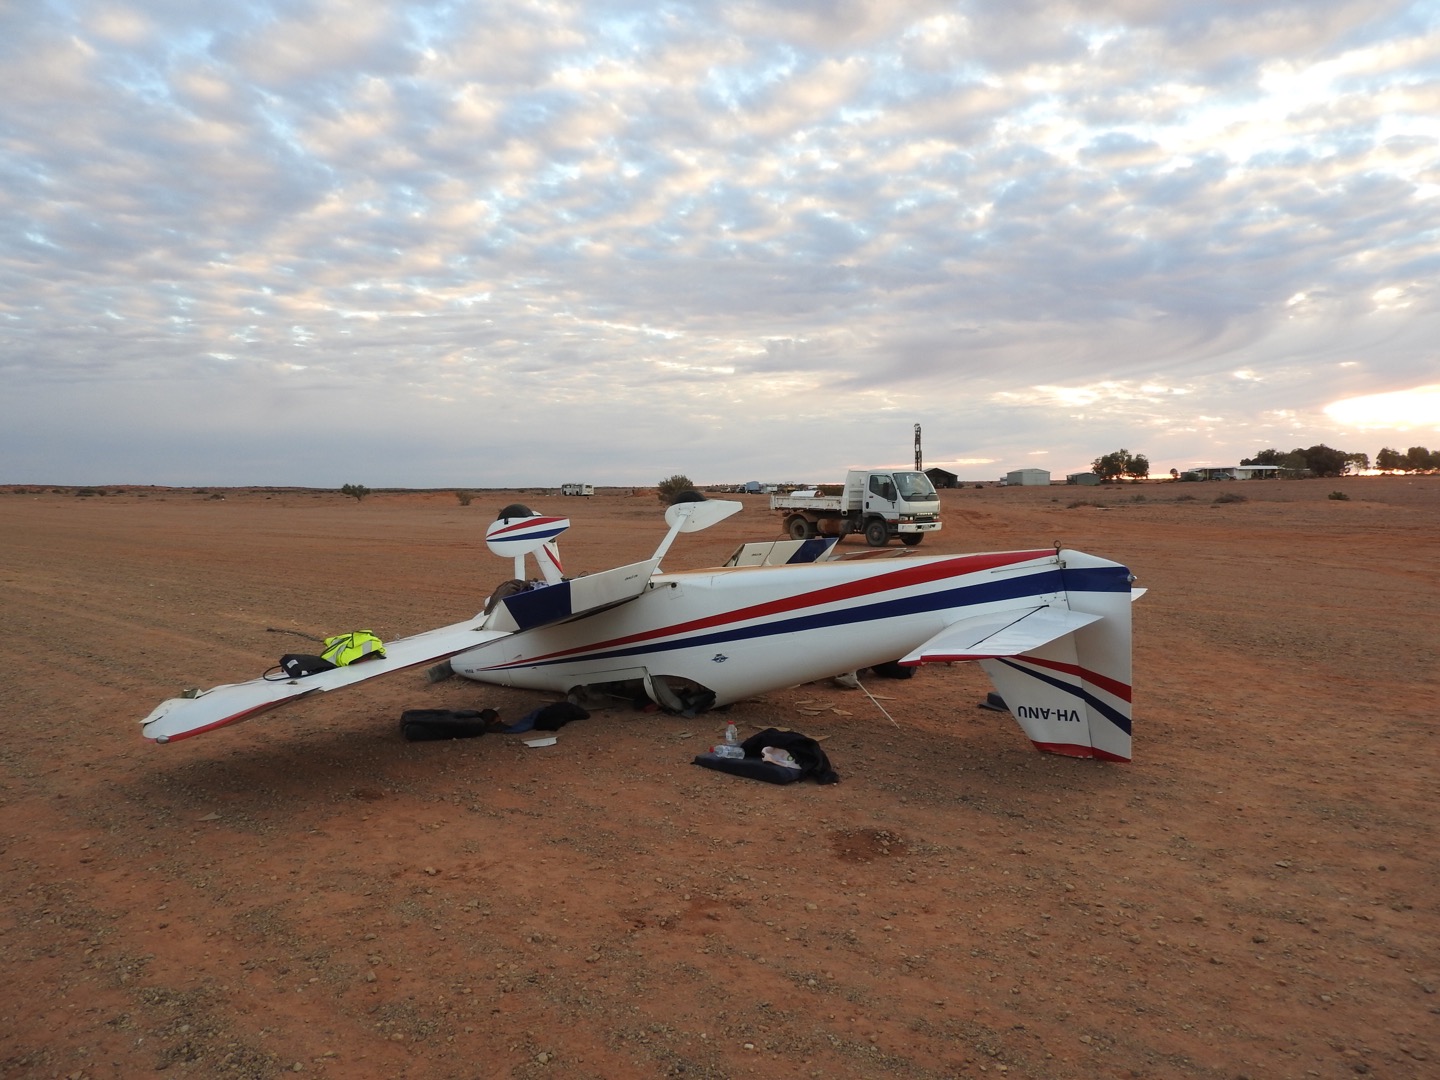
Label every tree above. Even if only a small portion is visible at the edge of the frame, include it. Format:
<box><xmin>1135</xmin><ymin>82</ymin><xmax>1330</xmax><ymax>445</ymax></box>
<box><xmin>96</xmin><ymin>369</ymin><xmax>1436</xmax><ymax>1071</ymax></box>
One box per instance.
<box><xmin>340</xmin><ymin>483</ymin><xmax>370</xmax><ymax>502</ymax></box>
<box><xmin>1404</xmin><ymin>446</ymin><xmax>1436</xmax><ymax>472</ymax></box>
<box><xmin>1376</xmin><ymin>446</ymin><xmax>1404</xmax><ymax>471</ymax></box>
<box><xmin>1295</xmin><ymin>444</ymin><xmax>1348</xmax><ymax>478</ymax></box>
<box><xmin>1343</xmin><ymin>452</ymin><xmax>1370</xmax><ymax>474</ymax></box>
<box><xmin>1279</xmin><ymin>450</ymin><xmax>1310</xmax><ymax>476</ymax></box>
<box><xmin>1091</xmin><ymin>449</ymin><xmax>1149</xmax><ymax>482</ymax></box>
<box><xmin>656</xmin><ymin>474</ymin><xmax>697</xmax><ymax>503</ymax></box>
<box><xmin>1241</xmin><ymin>448</ymin><xmax>1285</xmax><ymax>466</ymax></box>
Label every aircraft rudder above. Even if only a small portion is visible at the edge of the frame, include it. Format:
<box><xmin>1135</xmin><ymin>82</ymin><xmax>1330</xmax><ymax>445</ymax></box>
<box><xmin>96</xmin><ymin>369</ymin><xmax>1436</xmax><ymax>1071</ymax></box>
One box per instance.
<box><xmin>1060</xmin><ymin>550</ymin><xmax>1136</xmax><ymax>761</ymax></box>
<box><xmin>978</xmin><ymin>550</ymin><xmax>1136</xmax><ymax>762</ymax></box>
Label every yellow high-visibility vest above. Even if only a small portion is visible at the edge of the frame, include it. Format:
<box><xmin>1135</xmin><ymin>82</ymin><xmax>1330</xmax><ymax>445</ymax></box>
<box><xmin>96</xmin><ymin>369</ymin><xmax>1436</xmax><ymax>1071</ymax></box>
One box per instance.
<box><xmin>320</xmin><ymin>631</ymin><xmax>385</xmax><ymax>667</ymax></box>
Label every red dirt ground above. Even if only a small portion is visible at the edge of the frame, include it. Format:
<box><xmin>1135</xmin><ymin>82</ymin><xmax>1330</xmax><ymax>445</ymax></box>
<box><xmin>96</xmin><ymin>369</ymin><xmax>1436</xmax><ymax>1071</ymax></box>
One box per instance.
<box><xmin>1</xmin><ymin>477</ymin><xmax>1436</xmax><ymax>1079</ymax></box>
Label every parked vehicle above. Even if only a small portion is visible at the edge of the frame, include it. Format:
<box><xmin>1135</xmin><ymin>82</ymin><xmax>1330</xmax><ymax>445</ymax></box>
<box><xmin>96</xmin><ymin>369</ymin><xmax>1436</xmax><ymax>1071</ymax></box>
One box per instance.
<box><xmin>770</xmin><ymin>469</ymin><xmax>942</xmax><ymax>547</ymax></box>
<box><xmin>560</xmin><ymin>483</ymin><xmax>594</xmax><ymax>496</ymax></box>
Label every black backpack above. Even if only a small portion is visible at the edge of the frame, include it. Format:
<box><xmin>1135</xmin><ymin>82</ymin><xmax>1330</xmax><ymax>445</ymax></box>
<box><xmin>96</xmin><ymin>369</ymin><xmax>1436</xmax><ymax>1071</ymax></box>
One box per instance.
<box><xmin>264</xmin><ymin>653</ymin><xmax>338</xmax><ymax>680</ymax></box>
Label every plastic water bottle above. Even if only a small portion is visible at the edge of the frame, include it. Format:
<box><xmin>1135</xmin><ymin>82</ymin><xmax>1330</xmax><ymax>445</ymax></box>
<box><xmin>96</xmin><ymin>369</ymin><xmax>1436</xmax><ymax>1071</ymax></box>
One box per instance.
<box><xmin>713</xmin><ymin>719</ymin><xmax>744</xmax><ymax>758</ymax></box>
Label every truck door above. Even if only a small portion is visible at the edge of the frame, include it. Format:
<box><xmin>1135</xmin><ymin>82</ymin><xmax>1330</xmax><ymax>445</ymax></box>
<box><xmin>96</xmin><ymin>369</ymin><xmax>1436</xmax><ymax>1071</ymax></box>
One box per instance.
<box><xmin>866</xmin><ymin>472</ymin><xmax>897</xmax><ymax>511</ymax></box>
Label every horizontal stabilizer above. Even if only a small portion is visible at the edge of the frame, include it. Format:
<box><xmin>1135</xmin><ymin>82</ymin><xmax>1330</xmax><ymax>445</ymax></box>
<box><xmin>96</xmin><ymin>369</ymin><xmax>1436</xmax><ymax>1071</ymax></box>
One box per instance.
<box><xmin>900</xmin><ymin>605</ymin><xmax>1103</xmax><ymax>665</ymax></box>
<box><xmin>485</xmin><ymin>515</ymin><xmax>570</xmax><ymax>557</ymax></box>
<box><xmin>652</xmin><ymin>499</ymin><xmax>743</xmax><ymax>564</ymax></box>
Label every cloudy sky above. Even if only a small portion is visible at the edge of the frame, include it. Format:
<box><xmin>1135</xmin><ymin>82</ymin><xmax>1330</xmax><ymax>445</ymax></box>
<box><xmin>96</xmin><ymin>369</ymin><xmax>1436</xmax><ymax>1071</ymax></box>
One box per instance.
<box><xmin>3</xmin><ymin>0</ymin><xmax>1438</xmax><ymax>488</ymax></box>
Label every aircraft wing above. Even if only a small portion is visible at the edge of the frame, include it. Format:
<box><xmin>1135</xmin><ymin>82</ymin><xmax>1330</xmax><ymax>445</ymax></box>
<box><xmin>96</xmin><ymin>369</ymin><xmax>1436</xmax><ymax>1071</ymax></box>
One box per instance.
<box><xmin>140</xmin><ymin>617</ymin><xmax>509</xmax><ymax>744</ymax></box>
<box><xmin>899</xmin><ymin>605</ymin><xmax>1103</xmax><ymax>665</ymax></box>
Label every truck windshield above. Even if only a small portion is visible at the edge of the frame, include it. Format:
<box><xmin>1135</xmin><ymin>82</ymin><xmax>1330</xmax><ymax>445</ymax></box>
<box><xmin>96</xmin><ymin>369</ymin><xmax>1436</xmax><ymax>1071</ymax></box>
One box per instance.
<box><xmin>892</xmin><ymin>471</ymin><xmax>938</xmax><ymax>501</ymax></box>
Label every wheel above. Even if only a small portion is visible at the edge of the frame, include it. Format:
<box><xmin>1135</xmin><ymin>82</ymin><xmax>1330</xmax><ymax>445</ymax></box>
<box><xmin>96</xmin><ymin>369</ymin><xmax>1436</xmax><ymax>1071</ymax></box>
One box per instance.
<box><xmin>864</xmin><ymin>519</ymin><xmax>889</xmax><ymax>547</ymax></box>
<box><xmin>900</xmin><ymin>533</ymin><xmax>923</xmax><ymax>546</ymax></box>
<box><xmin>787</xmin><ymin>515</ymin><xmax>811</xmax><ymax>541</ymax></box>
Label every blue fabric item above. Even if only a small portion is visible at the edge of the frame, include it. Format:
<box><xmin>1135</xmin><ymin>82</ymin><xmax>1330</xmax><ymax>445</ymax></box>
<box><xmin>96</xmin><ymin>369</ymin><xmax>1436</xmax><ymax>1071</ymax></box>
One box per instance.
<box><xmin>498</xmin><ymin>708</ymin><xmax>541</xmax><ymax>734</ymax></box>
<box><xmin>497</xmin><ymin>701</ymin><xmax>591</xmax><ymax>734</ymax></box>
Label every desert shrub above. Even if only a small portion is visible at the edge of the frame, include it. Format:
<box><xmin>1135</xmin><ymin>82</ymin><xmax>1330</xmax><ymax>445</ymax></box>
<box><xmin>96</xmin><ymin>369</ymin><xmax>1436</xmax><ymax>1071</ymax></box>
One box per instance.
<box><xmin>455</xmin><ymin>490</ymin><xmax>474</xmax><ymax>506</ymax></box>
<box><xmin>1328</xmin><ymin>490</ymin><xmax>1350</xmax><ymax>501</ymax></box>
<box><xmin>656</xmin><ymin>474</ymin><xmax>695</xmax><ymax>503</ymax></box>
<box><xmin>1067</xmin><ymin>499</ymin><xmax>1102</xmax><ymax>509</ymax></box>
<box><xmin>341</xmin><ymin>483</ymin><xmax>370</xmax><ymax>502</ymax></box>
<box><xmin>1213</xmin><ymin>491</ymin><xmax>1248</xmax><ymax>505</ymax></box>
<box><xmin>1174</xmin><ymin>494</ymin><xmax>1197</xmax><ymax>502</ymax></box>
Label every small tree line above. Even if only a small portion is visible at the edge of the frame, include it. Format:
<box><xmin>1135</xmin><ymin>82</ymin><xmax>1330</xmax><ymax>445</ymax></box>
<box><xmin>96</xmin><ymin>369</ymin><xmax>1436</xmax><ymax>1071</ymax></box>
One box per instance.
<box><xmin>1373</xmin><ymin>446</ymin><xmax>1440</xmax><ymax>472</ymax></box>
<box><xmin>1089</xmin><ymin>443</ymin><xmax>1440</xmax><ymax>481</ymax></box>
<box><xmin>1240</xmin><ymin>445</ymin><xmax>1440</xmax><ymax>476</ymax></box>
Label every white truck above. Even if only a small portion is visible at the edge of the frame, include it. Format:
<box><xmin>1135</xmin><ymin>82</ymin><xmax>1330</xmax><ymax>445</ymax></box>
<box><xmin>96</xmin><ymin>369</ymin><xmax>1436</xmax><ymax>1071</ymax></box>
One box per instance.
<box><xmin>770</xmin><ymin>469</ymin><xmax>942</xmax><ymax>547</ymax></box>
<box><xmin>560</xmin><ymin>483</ymin><xmax>594</xmax><ymax>496</ymax></box>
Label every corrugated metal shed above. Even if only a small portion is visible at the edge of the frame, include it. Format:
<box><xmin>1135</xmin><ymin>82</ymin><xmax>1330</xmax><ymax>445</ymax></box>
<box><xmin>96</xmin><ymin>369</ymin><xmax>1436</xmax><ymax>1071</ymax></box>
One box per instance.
<box><xmin>1005</xmin><ymin>468</ymin><xmax>1051</xmax><ymax>486</ymax></box>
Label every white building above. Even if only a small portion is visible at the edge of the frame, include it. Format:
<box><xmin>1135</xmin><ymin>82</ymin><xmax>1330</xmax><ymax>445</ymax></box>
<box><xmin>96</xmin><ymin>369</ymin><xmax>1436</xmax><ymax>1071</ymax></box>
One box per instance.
<box><xmin>1004</xmin><ymin>468</ymin><xmax>1052</xmax><ymax>486</ymax></box>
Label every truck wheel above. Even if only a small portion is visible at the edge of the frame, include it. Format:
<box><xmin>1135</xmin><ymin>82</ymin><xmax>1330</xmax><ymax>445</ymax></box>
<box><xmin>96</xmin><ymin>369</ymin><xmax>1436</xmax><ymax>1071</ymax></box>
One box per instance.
<box><xmin>864</xmin><ymin>519</ymin><xmax>889</xmax><ymax>547</ymax></box>
<box><xmin>787</xmin><ymin>515</ymin><xmax>811</xmax><ymax>541</ymax></box>
<box><xmin>900</xmin><ymin>533</ymin><xmax>923</xmax><ymax>546</ymax></box>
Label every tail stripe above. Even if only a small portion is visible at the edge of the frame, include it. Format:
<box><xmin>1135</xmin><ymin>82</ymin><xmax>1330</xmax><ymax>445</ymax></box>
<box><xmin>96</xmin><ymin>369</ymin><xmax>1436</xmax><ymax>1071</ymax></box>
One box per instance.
<box><xmin>1012</xmin><ymin>654</ymin><xmax>1132</xmax><ymax>703</ymax></box>
<box><xmin>993</xmin><ymin>656</ymin><xmax>1133</xmax><ymax>736</ymax></box>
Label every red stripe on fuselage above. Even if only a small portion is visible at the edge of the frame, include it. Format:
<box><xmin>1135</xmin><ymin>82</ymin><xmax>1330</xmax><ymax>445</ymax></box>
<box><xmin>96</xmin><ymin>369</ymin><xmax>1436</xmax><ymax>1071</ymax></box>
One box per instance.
<box><xmin>494</xmin><ymin>549</ymin><xmax>1055</xmax><ymax>668</ymax></box>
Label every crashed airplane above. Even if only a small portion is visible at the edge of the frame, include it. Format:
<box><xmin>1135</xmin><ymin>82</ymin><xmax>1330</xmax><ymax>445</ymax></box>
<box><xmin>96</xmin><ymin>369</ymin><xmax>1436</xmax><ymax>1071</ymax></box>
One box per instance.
<box><xmin>141</xmin><ymin>498</ymin><xmax>1142</xmax><ymax>761</ymax></box>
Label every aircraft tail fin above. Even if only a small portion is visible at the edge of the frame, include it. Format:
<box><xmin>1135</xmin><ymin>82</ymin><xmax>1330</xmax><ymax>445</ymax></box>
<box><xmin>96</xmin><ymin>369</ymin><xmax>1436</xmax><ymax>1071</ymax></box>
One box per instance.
<box><xmin>903</xmin><ymin>550</ymin><xmax>1138</xmax><ymax>761</ymax></box>
<box><xmin>984</xmin><ymin>551</ymin><xmax>1137</xmax><ymax>761</ymax></box>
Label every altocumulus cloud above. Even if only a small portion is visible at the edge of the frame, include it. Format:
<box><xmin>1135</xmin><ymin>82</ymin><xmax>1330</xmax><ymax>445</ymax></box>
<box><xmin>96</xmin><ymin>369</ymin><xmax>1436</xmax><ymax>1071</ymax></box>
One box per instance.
<box><xmin>1</xmin><ymin>0</ymin><xmax>1437</xmax><ymax>486</ymax></box>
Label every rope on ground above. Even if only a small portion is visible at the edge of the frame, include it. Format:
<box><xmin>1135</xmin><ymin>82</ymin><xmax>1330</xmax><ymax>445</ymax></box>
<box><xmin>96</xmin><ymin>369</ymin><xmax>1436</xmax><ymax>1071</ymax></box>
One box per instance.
<box><xmin>856</xmin><ymin>676</ymin><xmax>901</xmax><ymax>727</ymax></box>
